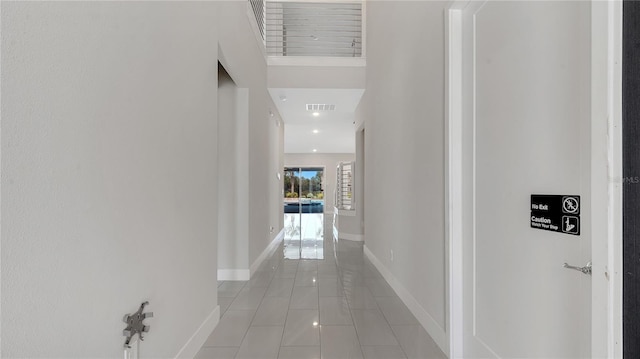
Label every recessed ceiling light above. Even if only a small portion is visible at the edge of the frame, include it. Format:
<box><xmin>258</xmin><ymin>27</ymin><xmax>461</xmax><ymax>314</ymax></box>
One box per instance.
<box><xmin>280</xmin><ymin>95</ymin><xmax>287</xmax><ymax>102</ymax></box>
<box><xmin>312</xmin><ymin>149</ymin><xmax>317</xmax><ymax>152</ymax></box>
<box><xmin>312</xmin><ymin>112</ymin><xmax>320</xmax><ymax>117</ymax></box>
<box><xmin>312</xmin><ymin>129</ymin><xmax>319</xmax><ymax>134</ymax></box>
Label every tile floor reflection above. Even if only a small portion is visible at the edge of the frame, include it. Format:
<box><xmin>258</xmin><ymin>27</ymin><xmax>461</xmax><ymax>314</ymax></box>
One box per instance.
<box><xmin>284</xmin><ymin>213</ymin><xmax>324</xmax><ymax>260</ymax></box>
<box><xmin>198</xmin><ymin>215</ymin><xmax>446</xmax><ymax>359</ymax></box>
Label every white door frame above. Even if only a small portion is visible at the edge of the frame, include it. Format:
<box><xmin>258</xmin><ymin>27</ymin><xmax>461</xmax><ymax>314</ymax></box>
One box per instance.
<box><xmin>445</xmin><ymin>1</ymin><xmax>623</xmax><ymax>357</ymax></box>
<box><xmin>444</xmin><ymin>3</ymin><xmax>465</xmax><ymax>358</ymax></box>
<box><xmin>590</xmin><ymin>1</ymin><xmax>623</xmax><ymax>357</ymax></box>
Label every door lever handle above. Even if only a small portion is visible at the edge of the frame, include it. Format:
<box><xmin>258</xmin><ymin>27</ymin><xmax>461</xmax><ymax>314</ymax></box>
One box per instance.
<box><xmin>563</xmin><ymin>261</ymin><xmax>592</xmax><ymax>275</ymax></box>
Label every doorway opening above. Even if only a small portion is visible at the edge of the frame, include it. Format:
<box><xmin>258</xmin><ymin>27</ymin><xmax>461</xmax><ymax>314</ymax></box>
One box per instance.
<box><xmin>283</xmin><ymin>167</ymin><xmax>325</xmax><ymax>259</ymax></box>
<box><xmin>217</xmin><ymin>60</ymin><xmax>243</xmax><ymax>278</ymax></box>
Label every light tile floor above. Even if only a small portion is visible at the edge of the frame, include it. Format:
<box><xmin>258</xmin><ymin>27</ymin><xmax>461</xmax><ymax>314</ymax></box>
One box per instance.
<box><xmin>198</xmin><ymin>220</ymin><xmax>446</xmax><ymax>359</ymax></box>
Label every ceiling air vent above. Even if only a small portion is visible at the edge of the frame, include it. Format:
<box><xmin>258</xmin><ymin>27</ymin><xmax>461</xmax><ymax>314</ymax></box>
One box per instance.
<box><xmin>306</xmin><ymin>104</ymin><xmax>336</xmax><ymax>112</ymax></box>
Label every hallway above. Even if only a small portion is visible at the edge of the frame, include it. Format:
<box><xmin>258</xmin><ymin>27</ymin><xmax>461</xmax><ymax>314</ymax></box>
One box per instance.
<box><xmin>1</xmin><ymin>1</ymin><xmax>628</xmax><ymax>357</ymax></box>
<box><xmin>197</xmin><ymin>217</ymin><xmax>445</xmax><ymax>359</ymax></box>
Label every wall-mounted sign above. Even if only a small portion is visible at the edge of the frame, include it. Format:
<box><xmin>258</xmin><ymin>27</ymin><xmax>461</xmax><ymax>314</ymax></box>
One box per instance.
<box><xmin>530</xmin><ymin>194</ymin><xmax>580</xmax><ymax>235</ymax></box>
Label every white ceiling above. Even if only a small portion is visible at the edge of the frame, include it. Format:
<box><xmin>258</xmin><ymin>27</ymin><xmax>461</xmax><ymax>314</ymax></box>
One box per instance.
<box><xmin>268</xmin><ymin>88</ymin><xmax>364</xmax><ymax>154</ymax></box>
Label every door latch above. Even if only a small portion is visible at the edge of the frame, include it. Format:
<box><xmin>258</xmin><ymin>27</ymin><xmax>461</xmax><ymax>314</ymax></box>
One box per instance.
<box><xmin>563</xmin><ymin>261</ymin><xmax>592</xmax><ymax>275</ymax></box>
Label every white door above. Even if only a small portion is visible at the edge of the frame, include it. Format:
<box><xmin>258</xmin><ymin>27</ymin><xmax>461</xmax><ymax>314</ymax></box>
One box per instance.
<box><xmin>460</xmin><ymin>1</ymin><xmax>594</xmax><ymax>357</ymax></box>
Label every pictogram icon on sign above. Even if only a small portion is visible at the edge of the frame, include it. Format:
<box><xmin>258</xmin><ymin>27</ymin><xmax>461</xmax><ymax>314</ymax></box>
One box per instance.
<box><xmin>562</xmin><ymin>196</ymin><xmax>579</xmax><ymax>214</ymax></box>
<box><xmin>562</xmin><ymin>216</ymin><xmax>579</xmax><ymax>234</ymax></box>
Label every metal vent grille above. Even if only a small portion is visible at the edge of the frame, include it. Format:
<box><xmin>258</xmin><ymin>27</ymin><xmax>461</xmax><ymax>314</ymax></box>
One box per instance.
<box><xmin>306</xmin><ymin>104</ymin><xmax>336</xmax><ymax>111</ymax></box>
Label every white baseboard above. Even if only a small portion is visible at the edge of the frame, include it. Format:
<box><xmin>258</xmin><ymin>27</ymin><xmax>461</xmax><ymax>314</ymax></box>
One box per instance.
<box><xmin>363</xmin><ymin>245</ymin><xmax>448</xmax><ymax>355</ymax></box>
<box><xmin>217</xmin><ymin>269</ymin><xmax>250</xmax><ymax>281</ymax></box>
<box><xmin>174</xmin><ymin>305</ymin><xmax>220</xmax><ymax>359</ymax></box>
<box><xmin>338</xmin><ymin>232</ymin><xmax>364</xmax><ymax>242</ymax></box>
<box><xmin>332</xmin><ymin>223</ymin><xmax>363</xmax><ymax>242</ymax></box>
<box><xmin>249</xmin><ymin>228</ymin><xmax>284</xmax><ymax>275</ymax></box>
<box><xmin>217</xmin><ymin>229</ymin><xmax>284</xmax><ymax>281</ymax></box>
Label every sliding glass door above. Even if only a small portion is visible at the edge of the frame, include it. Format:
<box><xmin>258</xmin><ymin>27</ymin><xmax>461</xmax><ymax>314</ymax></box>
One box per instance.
<box><xmin>283</xmin><ymin>167</ymin><xmax>324</xmax><ymax>259</ymax></box>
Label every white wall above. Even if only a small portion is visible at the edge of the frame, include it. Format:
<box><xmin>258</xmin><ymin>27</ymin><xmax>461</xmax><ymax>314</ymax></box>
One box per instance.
<box><xmin>285</xmin><ymin>153</ymin><xmax>355</xmax><ymax>212</ymax></box>
<box><xmin>217</xmin><ymin>2</ymin><xmax>285</xmax><ymax>270</ymax></box>
<box><xmin>2</xmin><ymin>1</ymin><xmax>285</xmax><ymax>357</ymax></box>
<box><xmin>268</xmin><ymin>66</ymin><xmax>366</xmax><ymax>89</ymax></box>
<box><xmin>357</xmin><ymin>0</ymin><xmax>449</xmax><ymax>352</ymax></box>
<box><xmin>353</xmin><ymin>127</ymin><xmax>365</xmax><ymax>238</ymax></box>
<box><xmin>271</xmin><ymin>114</ymin><xmax>285</xmax><ymax>245</ymax></box>
<box><xmin>1</xmin><ymin>2</ymin><xmax>219</xmax><ymax>357</ymax></box>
